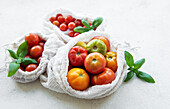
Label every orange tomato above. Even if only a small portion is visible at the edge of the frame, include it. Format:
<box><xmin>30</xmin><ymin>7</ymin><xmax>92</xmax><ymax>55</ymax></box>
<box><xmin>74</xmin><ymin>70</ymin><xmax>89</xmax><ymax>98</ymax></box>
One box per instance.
<box><xmin>91</xmin><ymin>68</ymin><xmax>116</xmax><ymax>85</ymax></box>
<box><xmin>105</xmin><ymin>51</ymin><xmax>118</xmax><ymax>72</ymax></box>
<box><xmin>67</xmin><ymin>68</ymin><xmax>90</xmax><ymax>91</ymax></box>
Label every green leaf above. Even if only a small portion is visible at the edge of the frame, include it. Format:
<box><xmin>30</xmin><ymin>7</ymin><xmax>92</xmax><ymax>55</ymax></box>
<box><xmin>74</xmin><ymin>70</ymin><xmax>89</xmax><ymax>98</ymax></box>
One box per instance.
<box><xmin>8</xmin><ymin>62</ymin><xmax>20</xmax><ymax>77</ymax></box>
<box><xmin>124</xmin><ymin>71</ymin><xmax>134</xmax><ymax>82</ymax></box>
<box><xmin>17</xmin><ymin>41</ymin><xmax>28</xmax><ymax>58</ymax></box>
<box><xmin>73</xmin><ymin>26</ymin><xmax>89</xmax><ymax>33</ymax></box>
<box><xmin>92</xmin><ymin>17</ymin><xmax>103</xmax><ymax>28</ymax></box>
<box><xmin>136</xmin><ymin>71</ymin><xmax>155</xmax><ymax>83</ymax></box>
<box><xmin>134</xmin><ymin>58</ymin><xmax>145</xmax><ymax>70</ymax></box>
<box><xmin>16</xmin><ymin>58</ymin><xmax>22</xmax><ymax>64</ymax></box>
<box><xmin>81</xmin><ymin>19</ymin><xmax>90</xmax><ymax>29</ymax></box>
<box><xmin>124</xmin><ymin>51</ymin><xmax>134</xmax><ymax>67</ymax></box>
<box><xmin>8</xmin><ymin>49</ymin><xmax>18</xmax><ymax>59</ymax></box>
<box><xmin>22</xmin><ymin>58</ymin><xmax>37</xmax><ymax>65</ymax></box>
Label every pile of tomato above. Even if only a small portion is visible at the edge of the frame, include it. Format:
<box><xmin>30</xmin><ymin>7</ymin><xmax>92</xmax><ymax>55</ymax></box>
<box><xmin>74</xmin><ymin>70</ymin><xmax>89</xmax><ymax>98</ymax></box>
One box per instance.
<box><xmin>67</xmin><ymin>36</ymin><xmax>118</xmax><ymax>91</ymax></box>
<box><xmin>20</xmin><ymin>33</ymin><xmax>46</xmax><ymax>72</ymax></box>
<box><xmin>49</xmin><ymin>14</ymin><xmax>96</xmax><ymax>37</ymax></box>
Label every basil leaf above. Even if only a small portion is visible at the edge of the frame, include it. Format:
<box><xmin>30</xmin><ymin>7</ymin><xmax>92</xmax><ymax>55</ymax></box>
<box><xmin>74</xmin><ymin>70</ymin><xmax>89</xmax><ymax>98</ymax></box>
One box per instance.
<box><xmin>17</xmin><ymin>41</ymin><xmax>28</xmax><ymax>58</ymax></box>
<box><xmin>16</xmin><ymin>58</ymin><xmax>22</xmax><ymax>64</ymax></box>
<box><xmin>73</xmin><ymin>26</ymin><xmax>89</xmax><ymax>33</ymax></box>
<box><xmin>81</xmin><ymin>19</ymin><xmax>90</xmax><ymax>29</ymax></box>
<box><xmin>92</xmin><ymin>17</ymin><xmax>103</xmax><ymax>28</ymax></box>
<box><xmin>134</xmin><ymin>58</ymin><xmax>145</xmax><ymax>70</ymax></box>
<box><xmin>8</xmin><ymin>62</ymin><xmax>20</xmax><ymax>77</ymax></box>
<box><xmin>124</xmin><ymin>51</ymin><xmax>134</xmax><ymax>67</ymax></box>
<box><xmin>136</xmin><ymin>71</ymin><xmax>155</xmax><ymax>83</ymax></box>
<box><xmin>22</xmin><ymin>58</ymin><xmax>37</xmax><ymax>65</ymax></box>
<box><xmin>124</xmin><ymin>71</ymin><xmax>134</xmax><ymax>82</ymax></box>
<box><xmin>8</xmin><ymin>49</ymin><xmax>18</xmax><ymax>59</ymax></box>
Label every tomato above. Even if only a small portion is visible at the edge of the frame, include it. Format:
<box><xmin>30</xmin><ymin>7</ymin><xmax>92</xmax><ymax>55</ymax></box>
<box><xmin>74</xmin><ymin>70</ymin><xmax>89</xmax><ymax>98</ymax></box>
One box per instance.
<box><xmin>53</xmin><ymin>20</ymin><xmax>60</xmax><ymax>27</ymax></box>
<box><xmin>25</xmin><ymin>33</ymin><xmax>39</xmax><ymax>47</ymax></box>
<box><xmin>30</xmin><ymin>45</ymin><xmax>43</xmax><ymax>58</ymax></box>
<box><xmin>75</xmin><ymin>42</ymin><xmax>86</xmax><ymax>49</ymax></box>
<box><xmin>20</xmin><ymin>66</ymin><xmax>24</xmax><ymax>71</ymax></box>
<box><xmin>91</xmin><ymin>36</ymin><xmax>110</xmax><ymax>52</ymax></box>
<box><xmin>68</xmin><ymin>64</ymin><xmax>73</xmax><ymax>71</ymax></box>
<box><xmin>89</xmin><ymin>22</ymin><xmax>92</xmax><ymax>26</ymax></box>
<box><xmin>37</xmin><ymin>56</ymin><xmax>42</xmax><ymax>64</ymax></box>
<box><xmin>67</xmin><ymin>68</ymin><xmax>90</xmax><ymax>91</ymax></box>
<box><xmin>56</xmin><ymin>13</ymin><xmax>63</xmax><ymax>19</ymax></box>
<box><xmin>106</xmin><ymin>52</ymin><xmax>117</xmax><ymax>72</ymax></box>
<box><xmin>57</xmin><ymin>16</ymin><xmax>65</xmax><ymax>24</ymax></box>
<box><xmin>25</xmin><ymin>64</ymin><xmax>38</xmax><ymax>72</ymax></box>
<box><xmin>74</xmin><ymin>19</ymin><xmax>82</xmax><ymax>26</ymax></box>
<box><xmin>39</xmin><ymin>42</ymin><xmax>45</xmax><ymax>48</ymax></box>
<box><xmin>84</xmin><ymin>52</ymin><xmax>106</xmax><ymax>74</ymax></box>
<box><xmin>74</xmin><ymin>33</ymin><xmax>80</xmax><ymax>37</ymax></box>
<box><xmin>68</xmin><ymin>46</ymin><xmax>88</xmax><ymax>66</ymax></box>
<box><xmin>68</xmin><ymin>22</ymin><xmax>76</xmax><ymax>30</ymax></box>
<box><xmin>24</xmin><ymin>55</ymin><xmax>32</xmax><ymax>58</ymax></box>
<box><xmin>49</xmin><ymin>17</ymin><xmax>56</xmax><ymax>23</ymax></box>
<box><xmin>91</xmin><ymin>68</ymin><xmax>116</xmax><ymax>85</ymax></box>
<box><xmin>65</xmin><ymin>15</ymin><xmax>73</xmax><ymax>24</ymax></box>
<box><xmin>68</xmin><ymin>30</ymin><xmax>75</xmax><ymax>37</ymax></box>
<box><xmin>83</xmin><ymin>26</ymin><xmax>86</xmax><ymax>28</ymax></box>
<box><xmin>60</xmin><ymin>23</ymin><xmax>67</xmax><ymax>31</ymax></box>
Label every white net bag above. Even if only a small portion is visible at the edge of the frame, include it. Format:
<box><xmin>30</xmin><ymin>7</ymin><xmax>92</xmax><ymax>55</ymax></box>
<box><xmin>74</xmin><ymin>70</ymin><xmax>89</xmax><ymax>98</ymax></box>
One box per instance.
<box><xmin>4</xmin><ymin>32</ymin><xmax>65</xmax><ymax>83</ymax></box>
<box><xmin>43</xmin><ymin>8</ymin><xmax>105</xmax><ymax>43</ymax></box>
<box><xmin>40</xmin><ymin>31</ymin><xmax>129</xmax><ymax>99</ymax></box>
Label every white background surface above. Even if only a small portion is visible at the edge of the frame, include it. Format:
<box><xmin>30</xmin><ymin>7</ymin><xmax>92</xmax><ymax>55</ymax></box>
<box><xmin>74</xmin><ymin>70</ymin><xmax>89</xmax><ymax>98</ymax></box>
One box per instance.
<box><xmin>0</xmin><ymin>0</ymin><xmax>170</xmax><ymax>109</ymax></box>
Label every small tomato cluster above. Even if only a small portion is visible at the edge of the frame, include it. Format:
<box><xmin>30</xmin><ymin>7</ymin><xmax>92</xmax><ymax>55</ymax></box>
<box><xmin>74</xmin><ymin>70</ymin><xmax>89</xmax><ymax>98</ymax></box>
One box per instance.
<box><xmin>67</xmin><ymin>36</ymin><xmax>118</xmax><ymax>91</ymax></box>
<box><xmin>22</xmin><ymin>33</ymin><xmax>46</xmax><ymax>72</ymax></box>
<box><xmin>49</xmin><ymin>14</ymin><xmax>97</xmax><ymax>37</ymax></box>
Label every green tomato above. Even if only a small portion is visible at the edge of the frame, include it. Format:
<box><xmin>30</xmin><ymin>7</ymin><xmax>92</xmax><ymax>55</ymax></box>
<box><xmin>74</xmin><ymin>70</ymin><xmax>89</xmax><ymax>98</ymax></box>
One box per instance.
<box><xmin>86</xmin><ymin>39</ymin><xmax>107</xmax><ymax>55</ymax></box>
<box><xmin>75</xmin><ymin>42</ymin><xmax>87</xmax><ymax>49</ymax></box>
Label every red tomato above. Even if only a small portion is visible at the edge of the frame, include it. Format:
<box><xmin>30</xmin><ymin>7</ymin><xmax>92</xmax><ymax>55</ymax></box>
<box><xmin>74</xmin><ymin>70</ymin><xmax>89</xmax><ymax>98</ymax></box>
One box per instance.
<box><xmin>49</xmin><ymin>17</ymin><xmax>56</xmax><ymax>23</ymax></box>
<box><xmin>60</xmin><ymin>23</ymin><xmax>67</xmax><ymax>31</ymax></box>
<box><xmin>20</xmin><ymin>66</ymin><xmax>24</xmax><ymax>71</ymax></box>
<box><xmin>65</xmin><ymin>15</ymin><xmax>73</xmax><ymax>24</ymax></box>
<box><xmin>24</xmin><ymin>55</ymin><xmax>32</xmax><ymax>58</ymax></box>
<box><xmin>68</xmin><ymin>22</ymin><xmax>76</xmax><ymax>30</ymax></box>
<box><xmin>83</xmin><ymin>26</ymin><xmax>86</xmax><ymax>28</ymax></box>
<box><xmin>56</xmin><ymin>13</ymin><xmax>63</xmax><ymax>19</ymax></box>
<box><xmin>53</xmin><ymin>20</ymin><xmax>60</xmax><ymax>27</ymax></box>
<box><xmin>74</xmin><ymin>33</ymin><xmax>80</xmax><ymax>37</ymax></box>
<box><xmin>74</xmin><ymin>19</ymin><xmax>82</xmax><ymax>26</ymax></box>
<box><xmin>84</xmin><ymin>52</ymin><xmax>106</xmax><ymax>74</ymax></box>
<box><xmin>57</xmin><ymin>16</ymin><xmax>65</xmax><ymax>23</ymax></box>
<box><xmin>25</xmin><ymin>33</ymin><xmax>39</xmax><ymax>47</ymax></box>
<box><xmin>91</xmin><ymin>36</ymin><xmax>110</xmax><ymax>52</ymax></box>
<box><xmin>68</xmin><ymin>46</ymin><xmax>88</xmax><ymax>66</ymax></box>
<box><xmin>25</xmin><ymin>64</ymin><xmax>38</xmax><ymax>72</ymax></box>
<box><xmin>37</xmin><ymin>56</ymin><xmax>42</xmax><ymax>64</ymax></box>
<box><xmin>89</xmin><ymin>22</ymin><xmax>92</xmax><ymax>26</ymax></box>
<box><xmin>68</xmin><ymin>30</ymin><xmax>75</xmax><ymax>37</ymax></box>
<box><xmin>30</xmin><ymin>45</ymin><xmax>43</xmax><ymax>58</ymax></box>
<box><xmin>39</xmin><ymin>42</ymin><xmax>45</xmax><ymax>48</ymax></box>
<box><xmin>91</xmin><ymin>68</ymin><xmax>116</xmax><ymax>85</ymax></box>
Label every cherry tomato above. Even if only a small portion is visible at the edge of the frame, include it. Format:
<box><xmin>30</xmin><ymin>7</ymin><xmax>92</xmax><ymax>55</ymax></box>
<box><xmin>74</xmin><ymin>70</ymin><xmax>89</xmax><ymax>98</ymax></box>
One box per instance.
<box><xmin>39</xmin><ymin>42</ymin><xmax>45</xmax><ymax>48</ymax></box>
<box><xmin>60</xmin><ymin>23</ymin><xmax>67</xmax><ymax>31</ymax></box>
<box><xmin>56</xmin><ymin>13</ymin><xmax>63</xmax><ymax>19</ymax></box>
<box><xmin>53</xmin><ymin>20</ymin><xmax>60</xmax><ymax>27</ymax></box>
<box><xmin>67</xmin><ymin>68</ymin><xmax>90</xmax><ymax>91</ymax></box>
<box><xmin>65</xmin><ymin>15</ymin><xmax>73</xmax><ymax>24</ymax></box>
<box><xmin>30</xmin><ymin>45</ymin><xmax>43</xmax><ymax>58</ymax></box>
<box><xmin>91</xmin><ymin>36</ymin><xmax>110</xmax><ymax>52</ymax></box>
<box><xmin>68</xmin><ymin>46</ymin><xmax>88</xmax><ymax>66</ymax></box>
<box><xmin>74</xmin><ymin>33</ymin><xmax>80</xmax><ymax>37</ymax></box>
<box><xmin>91</xmin><ymin>68</ymin><xmax>116</xmax><ymax>85</ymax></box>
<box><xmin>83</xmin><ymin>26</ymin><xmax>86</xmax><ymax>28</ymax></box>
<box><xmin>25</xmin><ymin>64</ymin><xmax>38</xmax><ymax>72</ymax></box>
<box><xmin>89</xmin><ymin>22</ymin><xmax>92</xmax><ymax>26</ymax></box>
<box><xmin>57</xmin><ymin>16</ymin><xmax>65</xmax><ymax>23</ymax></box>
<box><xmin>68</xmin><ymin>30</ymin><xmax>75</xmax><ymax>37</ymax></box>
<box><xmin>74</xmin><ymin>19</ymin><xmax>82</xmax><ymax>26</ymax></box>
<box><xmin>49</xmin><ymin>17</ymin><xmax>56</xmax><ymax>23</ymax></box>
<box><xmin>37</xmin><ymin>56</ymin><xmax>42</xmax><ymax>64</ymax></box>
<box><xmin>25</xmin><ymin>33</ymin><xmax>39</xmax><ymax>47</ymax></box>
<box><xmin>24</xmin><ymin>55</ymin><xmax>32</xmax><ymax>58</ymax></box>
<box><xmin>68</xmin><ymin>22</ymin><xmax>76</xmax><ymax>30</ymax></box>
<box><xmin>106</xmin><ymin>52</ymin><xmax>117</xmax><ymax>72</ymax></box>
<box><xmin>84</xmin><ymin>52</ymin><xmax>106</xmax><ymax>74</ymax></box>
<box><xmin>94</xmin><ymin>27</ymin><xmax>97</xmax><ymax>30</ymax></box>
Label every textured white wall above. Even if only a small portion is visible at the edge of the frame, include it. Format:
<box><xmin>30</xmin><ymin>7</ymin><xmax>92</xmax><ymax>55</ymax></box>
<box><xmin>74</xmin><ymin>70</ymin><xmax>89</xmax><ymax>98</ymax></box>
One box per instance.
<box><xmin>0</xmin><ymin>0</ymin><xmax>169</xmax><ymax>109</ymax></box>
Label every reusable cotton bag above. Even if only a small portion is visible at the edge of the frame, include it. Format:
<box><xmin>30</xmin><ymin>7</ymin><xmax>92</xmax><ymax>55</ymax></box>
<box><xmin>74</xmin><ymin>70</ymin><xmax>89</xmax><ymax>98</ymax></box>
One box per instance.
<box><xmin>40</xmin><ymin>31</ymin><xmax>128</xmax><ymax>99</ymax></box>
